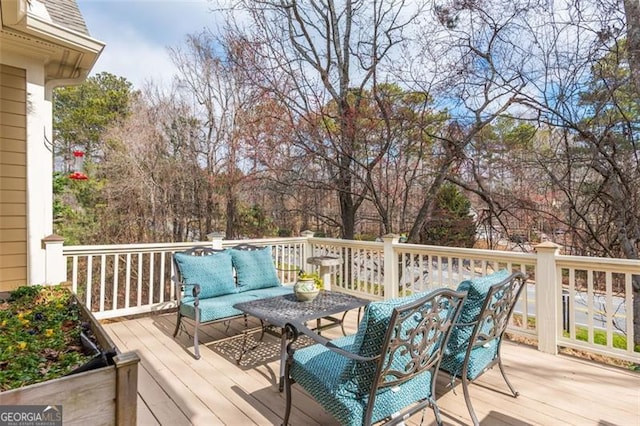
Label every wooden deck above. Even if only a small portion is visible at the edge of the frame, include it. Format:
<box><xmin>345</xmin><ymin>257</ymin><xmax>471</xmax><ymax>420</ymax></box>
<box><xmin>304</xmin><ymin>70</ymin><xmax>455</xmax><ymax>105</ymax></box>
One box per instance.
<box><xmin>103</xmin><ymin>311</ymin><xmax>639</xmax><ymax>426</ymax></box>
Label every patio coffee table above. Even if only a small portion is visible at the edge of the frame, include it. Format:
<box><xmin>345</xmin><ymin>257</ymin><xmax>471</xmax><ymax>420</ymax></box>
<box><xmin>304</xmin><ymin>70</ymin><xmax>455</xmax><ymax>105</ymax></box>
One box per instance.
<box><xmin>234</xmin><ymin>290</ymin><xmax>369</xmax><ymax>391</ymax></box>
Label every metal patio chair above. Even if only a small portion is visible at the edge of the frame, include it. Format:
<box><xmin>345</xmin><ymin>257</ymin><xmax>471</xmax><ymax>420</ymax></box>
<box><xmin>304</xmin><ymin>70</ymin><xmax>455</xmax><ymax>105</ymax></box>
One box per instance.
<box><xmin>282</xmin><ymin>288</ymin><xmax>468</xmax><ymax>426</ymax></box>
<box><xmin>439</xmin><ymin>270</ymin><xmax>527</xmax><ymax>425</ymax></box>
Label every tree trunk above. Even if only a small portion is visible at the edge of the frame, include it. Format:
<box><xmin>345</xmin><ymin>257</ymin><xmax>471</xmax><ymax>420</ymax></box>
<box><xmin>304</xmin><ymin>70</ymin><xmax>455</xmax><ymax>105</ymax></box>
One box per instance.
<box><xmin>624</xmin><ymin>0</ymin><xmax>640</xmax><ymax>95</ymax></box>
<box><xmin>406</xmin><ymin>156</ymin><xmax>455</xmax><ymax>243</ymax></box>
<box><xmin>338</xmin><ymin>165</ymin><xmax>356</xmax><ymax>239</ymax></box>
<box><xmin>205</xmin><ymin>186</ymin><xmax>214</xmax><ymax>238</ymax></box>
<box><xmin>634</xmin><ymin>279</ymin><xmax>640</xmax><ymax>346</ymax></box>
<box><xmin>225</xmin><ymin>190</ymin><xmax>236</xmax><ymax>239</ymax></box>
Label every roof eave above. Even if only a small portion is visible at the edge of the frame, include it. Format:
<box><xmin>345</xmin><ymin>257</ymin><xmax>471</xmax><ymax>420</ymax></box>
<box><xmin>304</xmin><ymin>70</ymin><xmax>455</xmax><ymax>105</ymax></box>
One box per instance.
<box><xmin>1</xmin><ymin>0</ymin><xmax>105</xmax><ymax>89</ymax></box>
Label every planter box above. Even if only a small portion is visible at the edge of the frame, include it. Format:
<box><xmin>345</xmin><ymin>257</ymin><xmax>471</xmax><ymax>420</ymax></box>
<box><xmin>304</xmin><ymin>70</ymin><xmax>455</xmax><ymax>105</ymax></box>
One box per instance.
<box><xmin>0</xmin><ymin>295</ymin><xmax>140</xmax><ymax>426</ymax></box>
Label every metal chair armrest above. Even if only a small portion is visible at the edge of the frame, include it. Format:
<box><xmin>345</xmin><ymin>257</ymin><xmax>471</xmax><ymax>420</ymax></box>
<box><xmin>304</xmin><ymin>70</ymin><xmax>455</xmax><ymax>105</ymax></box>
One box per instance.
<box><xmin>176</xmin><ymin>282</ymin><xmax>201</xmax><ymax>304</ymax></box>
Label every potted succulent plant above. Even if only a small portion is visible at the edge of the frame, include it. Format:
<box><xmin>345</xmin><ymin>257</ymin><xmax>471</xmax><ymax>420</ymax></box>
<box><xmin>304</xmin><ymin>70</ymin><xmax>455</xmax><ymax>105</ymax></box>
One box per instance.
<box><xmin>294</xmin><ymin>271</ymin><xmax>322</xmax><ymax>301</ymax></box>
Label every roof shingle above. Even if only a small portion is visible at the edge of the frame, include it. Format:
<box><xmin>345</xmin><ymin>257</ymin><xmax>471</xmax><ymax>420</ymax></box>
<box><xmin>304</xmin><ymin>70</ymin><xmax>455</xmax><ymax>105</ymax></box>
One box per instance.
<box><xmin>42</xmin><ymin>0</ymin><xmax>90</xmax><ymax>36</ymax></box>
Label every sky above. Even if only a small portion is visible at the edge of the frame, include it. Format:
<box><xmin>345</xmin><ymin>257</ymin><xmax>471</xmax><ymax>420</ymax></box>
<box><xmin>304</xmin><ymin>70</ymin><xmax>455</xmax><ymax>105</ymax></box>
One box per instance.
<box><xmin>76</xmin><ymin>0</ymin><xmax>221</xmax><ymax>89</ymax></box>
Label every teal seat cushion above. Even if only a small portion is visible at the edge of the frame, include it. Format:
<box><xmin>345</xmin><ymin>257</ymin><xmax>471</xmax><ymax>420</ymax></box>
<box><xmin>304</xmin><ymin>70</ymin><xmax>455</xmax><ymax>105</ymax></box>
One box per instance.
<box><xmin>291</xmin><ymin>295</ymin><xmax>435</xmax><ymax>426</ymax></box>
<box><xmin>174</xmin><ymin>251</ymin><xmax>236</xmax><ymax>301</ymax></box>
<box><xmin>240</xmin><ymin>285</ymin><xmax>294</xmax><ymax>299</ymax></box>
<box><xmin>447</xmin><ymin>269</ymin><xmax>511</xmax><ymax>350</ymax></box>
<box><xmin>179</xmin><ymin>286</ymin><xmax>293</xmax><ymax>322</ymax></box>
<box><xmin>230</xmin><ymin>246</ymin><xmax>281</xmax><ymax>292</ymax></box>
<box><xmin>345</xmin><ymin>291</ymin><xmax>431</xmax><ymax>396</ymax></box>
<box><xmin>440</xmin><ymin>339</ymin><xmax>498</xmax><ymax>380</ymax></box>
<box><xmin>441</xmin><ymin>269</ymin><xmax>511</xmax><ymax>378</ymax></box>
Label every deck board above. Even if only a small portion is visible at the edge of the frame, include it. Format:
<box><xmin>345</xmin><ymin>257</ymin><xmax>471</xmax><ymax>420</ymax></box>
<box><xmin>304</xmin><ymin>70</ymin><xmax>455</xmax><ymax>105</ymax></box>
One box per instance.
<box><xmin>103</xmin><ymin>311</ymin><xmax>639</xmax><ymax>426</ymax></box>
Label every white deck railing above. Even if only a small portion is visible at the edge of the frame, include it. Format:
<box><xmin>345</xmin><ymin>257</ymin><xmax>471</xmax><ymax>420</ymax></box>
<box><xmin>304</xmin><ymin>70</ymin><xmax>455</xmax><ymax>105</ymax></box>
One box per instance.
<box><xmin>48</xmin><ymin>234</ymin><xmax>639</xmax><ymax>363</ymax></box>
<box><xmin>60</xmin><ymin>238</ymin><xmax>308</xmax><ymax>319</ymax></box>
<box><xmin>312</xmin><ymin>238</ymin><xmax>537</xmax><ymax>339</ymax></box>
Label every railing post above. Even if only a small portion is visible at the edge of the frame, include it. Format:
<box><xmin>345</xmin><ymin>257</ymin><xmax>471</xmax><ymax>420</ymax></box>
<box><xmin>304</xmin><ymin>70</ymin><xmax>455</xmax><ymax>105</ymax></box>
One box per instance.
<box><xmin>114</xmin><ymin>351</ymin><xmax>140</xmax><ymax>426</ymax></box>
<box><xmin>42</xmin><ymin>234</ymin><xmax>66</xmax><ymax>285</ymax></box>
<box><xmin>383</xmin><ymin>234</ymin><xmax>400</xmax><ymax>300</ymax></box>
<box><xmin>208</xmin><ymin>232</ymin><xmax>225</xmax><ymax>250</ymax></box>
<box><xmin>534</xmin><ymin>241</ymin><xmax>561</xmax><ymax>355</ymax></box>
<box><xmin>301</xmin><ymin>230</ymin><xmax>315</xmax><ymax>267</ymax></box>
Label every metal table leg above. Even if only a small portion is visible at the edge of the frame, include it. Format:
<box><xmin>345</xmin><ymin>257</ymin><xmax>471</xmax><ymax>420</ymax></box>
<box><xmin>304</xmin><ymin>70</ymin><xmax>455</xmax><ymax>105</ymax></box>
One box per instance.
<box><xmin>279</xmin><ymin>327</ymin><xmax>287</xmax><ymax>392</ymax></box>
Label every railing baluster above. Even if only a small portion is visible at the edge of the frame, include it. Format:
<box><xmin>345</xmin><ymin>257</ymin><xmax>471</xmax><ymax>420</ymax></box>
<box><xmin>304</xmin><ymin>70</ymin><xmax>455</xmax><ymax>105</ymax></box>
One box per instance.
<box><xmin>100</xmin><ymin>254</ymin><xmax>106</xmax><ymax>313</ymax></box>
<box><xmin>624</xmin><ymin>273</ymin><xmax>633</xmax><ymax>352</ymax></box>
<box><xmin>517</xmin><ymin>263</ymin><xmax>528</xmax><ymax>332</ymax></box>
<box><xmin>125</xmin><ymin>253</ymin><xmax>131</xmax><ymax>309</ymax></box>
<box><xmin>605</xmin><ymin>271</ymin><xmax>613</xmax><ymax>349</ymax></box>
<box><xmin>113</xmin><ymin>254</ymin><xmax>119</xmax><ymax>310</ymax></box>
<box><xmin>568</xmin><ymin>268</ymin><xmax>576</xmax><ymax>341</ymax></box>
<box><xmin>137</xmin><ymin>253</ymin><xmax>142</xmax><ymax>307</ymax></box>
<box><xmin>170</xmin><ymin>252</ymin><xmax>176</xmax><ymax>301</ymax></box>
<box><xmin>72</xmin><ymin>256</ymin><xmax>78</xmax><ymax>294</ymax></box>
<box><xmin>587</xmin><ymin>270</ymin><xmax>594</xmax><ymax>345</ymax></box>
<box><xmin>149</xmin><ymin>252</ymin><xmax>155</xmax><ymax>305</ymax></box>
<box><xmin>86</xmin><ymin>255</ymin><xmax>93</xmax><ymax>309</ymax></box>
<box><xmin>159</xmin><ymin>251</ymin><xmax>165</xmax><ymax>304</ymax></box>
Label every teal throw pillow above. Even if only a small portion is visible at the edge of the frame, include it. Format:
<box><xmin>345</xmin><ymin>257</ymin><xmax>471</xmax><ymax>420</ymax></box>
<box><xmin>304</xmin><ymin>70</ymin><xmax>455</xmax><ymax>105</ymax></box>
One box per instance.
<box><xmin>448</xmin><ymin>269</ymin><xmax>511</xmax><ymax>350</ymax></box>
<box><xmin>174</xmin><ymin>251</ymin><xmax>236</xmax><ymax>300</ymax></box>
<box><xmin>230</xmin><ymin>246</ymin><xmax>281</xmax><ymax>291</ymax></box>
<box><xmin>345</xmin><ymin>291</ymin><xmax>431</xmax><ymax>395</ymax></box>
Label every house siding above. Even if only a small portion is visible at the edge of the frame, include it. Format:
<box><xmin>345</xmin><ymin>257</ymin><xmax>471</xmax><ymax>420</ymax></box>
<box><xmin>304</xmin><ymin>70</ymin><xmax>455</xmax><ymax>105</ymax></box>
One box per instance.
<box><xmin>0</xmin><ymin>64</ymin><xmax>27</xmax><ymax>291</ymax></box>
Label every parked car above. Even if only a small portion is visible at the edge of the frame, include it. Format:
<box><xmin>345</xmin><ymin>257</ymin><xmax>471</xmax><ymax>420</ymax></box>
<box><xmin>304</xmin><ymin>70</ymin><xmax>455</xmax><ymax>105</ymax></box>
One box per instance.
<box><xmin>509</xmin><ymin>234</ymin><xmax>528</xmax><ymax>243</ymax></box>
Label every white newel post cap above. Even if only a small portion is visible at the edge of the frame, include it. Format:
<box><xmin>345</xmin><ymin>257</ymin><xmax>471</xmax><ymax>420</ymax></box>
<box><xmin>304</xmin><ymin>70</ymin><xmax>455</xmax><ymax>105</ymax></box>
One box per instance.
<box><xmin>208</xmin><ymin>232</ymin><xmax>225</xmax><ymax>249</ymax></box>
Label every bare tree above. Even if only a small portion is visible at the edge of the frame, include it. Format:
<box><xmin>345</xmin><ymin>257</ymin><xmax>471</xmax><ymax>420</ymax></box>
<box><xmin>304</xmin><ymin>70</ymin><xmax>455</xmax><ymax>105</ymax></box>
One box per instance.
<box><xmin>624</xmin><ymin>0</ymin><xmax>640</xmax><ymax>93</ymax></box>
<box><xmin>223</xmin><ymin>0</ymin><xmax>427</xmax><ymax>239</ymax></box>
<box><xmin>404</xmin><ymin>0</ymin><xmax>535</xmax><ymax>242</ymax></box>
<box><xmin>170</xmin><ymin>30</ymin><xmax>262</xmax><ymax>238</ymax></box>
<box><xmin>436</xmin><ymin>0</ymin><xmax>640</xmax><ymax>343</ymax></box>
<box><xmin>100</xmin><ymin>87</ymin><xmax>208</xmax><ymax>242</ymax></box>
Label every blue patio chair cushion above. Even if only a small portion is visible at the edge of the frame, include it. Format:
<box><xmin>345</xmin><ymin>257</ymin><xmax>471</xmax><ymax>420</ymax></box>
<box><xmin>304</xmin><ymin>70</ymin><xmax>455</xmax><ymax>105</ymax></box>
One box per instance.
<box><xmin>290</xmin><ymin>292</ymin><xmax>436</xmax><ymax>425</ymax></box>
<box><xmin>179</xmin><ymin>285</ymin><xmax>293</xmax><ymax>322</ymax></box>
<box><xmin>290</xmin><ymin>334</ymin><xmax>359</xmax><ymax>424</ymax></box>
<box><xmin>447</xmin><ymin>269</ymin><xmax>511</xmax><ymax>349</ymax></box>
<box><xmin>345</xmin><ymin>291</ymin><xmax>431</xmax><ymax>396</ymax></box>
<box><xmin>440</xmin><ymin>269</ymin><xmax>511</xmax><ymax>378</ymax></box>
<box><xmin>230</xmin><ymin>246</ymin><xmax>281</xmax><ymax>292</ymax></box>
<box><xmin>441</xmin><ymin>339</ymin><xmax>499</xmax><ymax>380</ymax></box>
<box><xmin>174</xmin><ymin>251</ymin><xmax>236</xmax><ymax>301</ymax></box>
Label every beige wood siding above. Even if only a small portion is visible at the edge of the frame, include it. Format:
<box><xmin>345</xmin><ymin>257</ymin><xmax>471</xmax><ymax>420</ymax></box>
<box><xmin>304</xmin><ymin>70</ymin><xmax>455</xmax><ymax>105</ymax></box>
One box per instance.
<box><xmin>0</xmin><ymin>64</ymin><xmax>27</xmax><ymax>291</ymax></box>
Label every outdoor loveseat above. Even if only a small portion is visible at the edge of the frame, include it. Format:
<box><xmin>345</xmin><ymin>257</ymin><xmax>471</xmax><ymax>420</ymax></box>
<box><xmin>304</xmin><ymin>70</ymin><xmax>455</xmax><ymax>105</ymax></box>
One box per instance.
<box><xmin>172</xmin><ymin>244</ymin><xmax>293</xmax><ymax>359</ymax></box>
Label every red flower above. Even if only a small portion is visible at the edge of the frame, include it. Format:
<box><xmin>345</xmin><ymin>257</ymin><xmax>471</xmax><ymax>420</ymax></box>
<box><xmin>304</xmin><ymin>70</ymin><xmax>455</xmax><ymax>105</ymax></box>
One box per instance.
<box><xmin>69</xmin><ymin>172</ymin><xmax>88</xmax><ymax>180</ymax></box>
<box><xmin>73</xmin><ymin>151</ymin><xmax>84</xmax><ymax>158</ymax></box>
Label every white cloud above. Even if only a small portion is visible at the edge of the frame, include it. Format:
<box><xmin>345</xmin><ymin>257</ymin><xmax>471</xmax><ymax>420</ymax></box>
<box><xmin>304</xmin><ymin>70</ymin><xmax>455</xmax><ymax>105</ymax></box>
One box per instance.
<box><xmin>92</xmin><ymin>36</ymin><xmax>178</xmax><ymax>89</ymax></box>
<box><xmin>78</xmin><ymin>0</ymin><xmax>217</xmax><ymax>89</ymax></box>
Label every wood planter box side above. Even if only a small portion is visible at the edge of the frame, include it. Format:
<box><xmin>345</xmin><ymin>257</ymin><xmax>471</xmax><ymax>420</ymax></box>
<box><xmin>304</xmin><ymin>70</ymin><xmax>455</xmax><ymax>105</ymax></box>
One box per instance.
<box><xmin>0</xmin><ymin>295</ymin><xmax>140</xmax><ymax>426</ymax></box>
